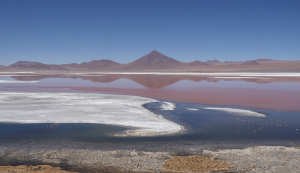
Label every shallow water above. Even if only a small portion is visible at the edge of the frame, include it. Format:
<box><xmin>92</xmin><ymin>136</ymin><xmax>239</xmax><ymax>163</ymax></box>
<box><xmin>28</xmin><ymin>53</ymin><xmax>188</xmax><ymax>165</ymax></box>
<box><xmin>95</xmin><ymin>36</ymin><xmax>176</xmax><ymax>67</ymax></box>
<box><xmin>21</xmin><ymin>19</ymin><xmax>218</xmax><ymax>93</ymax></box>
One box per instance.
<box><xmin>0</xmin><ymin>75</ymin><xmax>300</xmax><ymax>145</ymax></box>
<box><xmin>146</xmin><ymin>102</ymin><xmax>300</xmax><ymax>141</ymax></box>
<box><xmin>0</xmin><ymin>100</ymin><xmax>299</xmax><ymax>144</ymax></box>
<box><xmin>1</xmin><ymin>74</ymin><xmax>300</xmax><ymax>111</ymax></box>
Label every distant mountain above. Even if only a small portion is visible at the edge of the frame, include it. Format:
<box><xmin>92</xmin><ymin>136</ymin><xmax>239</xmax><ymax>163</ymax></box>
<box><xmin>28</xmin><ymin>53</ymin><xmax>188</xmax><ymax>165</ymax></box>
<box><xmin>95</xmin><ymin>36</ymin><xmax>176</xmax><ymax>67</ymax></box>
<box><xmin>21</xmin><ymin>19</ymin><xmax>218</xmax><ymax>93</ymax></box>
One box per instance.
<box><xmin>188</xmin><ymin>60</ymin><xmax>209</xmax><ymax>66</ymax></box>
<box><xmin>241</xmin><ymin>58</ymin><xmax>277</xmax><ymax>65</ymax></box>
<box><xmin>205</xmin><ymin>59</ymin><xmax>222</xmax><ymax>65</ymax></box>
<box><xmin>62</xmin><ymin>59</ymin><xmax>121</xmax><ymax>70</ymax></box>
<box><xmin>8</xmin><ymin>61</ymin><xmax>65</xmax><ymax>70</ymax></box>
<box><xmin>1</xmin><ymin>51</ymin><xmax>300</xmax><ymax>72</ymax></box>
<box><xmin>241</xmin><ymin>60</ymin><xmax>260</xmax><ymax>65</ymax></box>
<box><xmin>254</xmin><ymin>58</ymin><xmax>274</xmax><ymax>62</ymax></box>
<box><xmin>125</xmin><ymin>50</ymin><xmax>183</xmax><ymax>70</ymax></box>
<box><xmin>10</xmin><ymin>61</ymin><xmax>48</xmax><ymax>68</ymax></box>
<box><xmin>82</xmin><ymin>60</ymin><xmax>120</xmax><ymax>67</ymax></box>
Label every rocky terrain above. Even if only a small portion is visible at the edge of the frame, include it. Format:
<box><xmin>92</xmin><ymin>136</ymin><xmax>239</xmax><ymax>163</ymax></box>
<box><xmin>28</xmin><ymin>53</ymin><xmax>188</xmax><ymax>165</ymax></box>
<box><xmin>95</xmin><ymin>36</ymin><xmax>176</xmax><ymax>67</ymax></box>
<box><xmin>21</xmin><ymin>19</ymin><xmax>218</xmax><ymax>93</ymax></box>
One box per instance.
<box><xmin>204</xmin><ymin>146</ymin><xmax>300</xmax><ymax>173</ymax></box>
<box><xmin>0</xmin><ymin>146</ymin><xmax>168</xmax><ymax>173</ymax></box>
<box><xmin>1</xmin><ymin>144</ymin><xmax>300</xmax><ymax>173</ymax></box>
<box><xmin>0</xmin><ymin>165</ymin><xmax>76</xmax><ymax>173</ymax></box>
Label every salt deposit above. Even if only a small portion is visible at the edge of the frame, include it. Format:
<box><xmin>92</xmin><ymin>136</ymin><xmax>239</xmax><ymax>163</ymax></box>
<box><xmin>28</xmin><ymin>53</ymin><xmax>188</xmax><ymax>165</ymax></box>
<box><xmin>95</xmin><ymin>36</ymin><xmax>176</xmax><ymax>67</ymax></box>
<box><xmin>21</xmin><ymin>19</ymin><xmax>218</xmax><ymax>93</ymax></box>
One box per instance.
<box><xmin>160</xmin><ymin>102</ymin><xmax>176</xmax><ymax>111</ymax></box>
<box><xmin>203</xmin><ymin>107</ymin><xmax>266</xmax><ymax>118</ymax></box>
<box><xmin>0</xmin><ymin>80</ymin><xmax>39</xmax><ymax>83</ymax></box>
<box><xmin>0</xmin><ymin>92</ymin><xmax>183</xmax><ymax>136</ymax></box>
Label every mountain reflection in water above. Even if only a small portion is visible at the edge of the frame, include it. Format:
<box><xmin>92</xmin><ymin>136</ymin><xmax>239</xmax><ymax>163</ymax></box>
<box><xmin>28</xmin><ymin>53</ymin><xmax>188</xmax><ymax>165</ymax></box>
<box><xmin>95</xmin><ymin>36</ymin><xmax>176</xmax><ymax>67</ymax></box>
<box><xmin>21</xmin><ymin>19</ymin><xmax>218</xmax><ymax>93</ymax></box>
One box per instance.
<box><xmin>0</xmin><ymin>74</ymin><xmax>300</xmax><ymax>111</ymax></box>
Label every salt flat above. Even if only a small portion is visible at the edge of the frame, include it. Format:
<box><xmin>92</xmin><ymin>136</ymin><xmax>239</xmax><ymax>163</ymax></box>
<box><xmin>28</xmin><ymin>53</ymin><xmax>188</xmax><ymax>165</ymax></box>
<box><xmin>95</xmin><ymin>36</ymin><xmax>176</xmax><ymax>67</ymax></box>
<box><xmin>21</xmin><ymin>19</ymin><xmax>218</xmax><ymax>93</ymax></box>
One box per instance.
<box><xmin>2</xmin><ymin>72</ymin><xmax>300</xmax><ymax>77</ymax></box>
<box><xmin>203</xmin><ymin>107</ymin><xmax>266</xmax><ymax>118</ymax></box>
<box><xmin>160</xmin><ymin>102</ymin><xmax>176</xmax><ymax>111</ymax></box>
<box><xmin>72</xmin><ymin>72</ymin><xmax>300</xmax><ymax>77</ymax></box>
<box><xmin>0</xmin><ymin>92</ymin><xmax>183</xmax><ymax>136</ymax></box>
<box><xmin>0</xmin><ymin>80</ymin><xmax>39</xmax><ymax>83</ymax></box>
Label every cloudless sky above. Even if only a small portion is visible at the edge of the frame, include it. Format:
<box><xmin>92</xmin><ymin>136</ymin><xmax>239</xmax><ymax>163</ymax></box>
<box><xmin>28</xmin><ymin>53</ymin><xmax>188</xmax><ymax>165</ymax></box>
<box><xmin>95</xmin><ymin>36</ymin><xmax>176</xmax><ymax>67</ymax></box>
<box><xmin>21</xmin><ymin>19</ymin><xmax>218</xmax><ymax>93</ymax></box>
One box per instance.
<box><xmin>0</xmin><ymin>0</ymin><xmax>300</xmax><ymax>65</ymax></box>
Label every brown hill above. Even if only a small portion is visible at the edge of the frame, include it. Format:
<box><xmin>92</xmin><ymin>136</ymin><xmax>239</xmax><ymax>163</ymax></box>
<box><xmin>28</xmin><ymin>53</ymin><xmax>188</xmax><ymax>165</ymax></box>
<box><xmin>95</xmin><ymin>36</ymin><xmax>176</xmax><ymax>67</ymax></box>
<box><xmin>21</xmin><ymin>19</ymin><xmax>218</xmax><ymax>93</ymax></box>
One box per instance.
<box><xmin>1</xmin><ymin>51</ymin><xmax>300</xmax><ymax>72</ymax></box>
<box><xmin>188</xmin><ymin>60</ymin><xmax>209</xmax><ymax>66</ymax></box>
<box><xmin>124</xmin><ymin>50</ymin><xmax>183</xmax><ymax>70</ymax></box>
<box><xmin>241</xmin><ymin>60</ymin><xmax>260</xmax><ymax>65</ymax></box>
<box><xmin>62</xmin><ymin>59</ymin><xmax>121</xmax><ymax>71</ymax></box>
<box><xmin>8</xmin><ymin>61</ymin><xmax>65</xmax><ymax>70</ymax></box>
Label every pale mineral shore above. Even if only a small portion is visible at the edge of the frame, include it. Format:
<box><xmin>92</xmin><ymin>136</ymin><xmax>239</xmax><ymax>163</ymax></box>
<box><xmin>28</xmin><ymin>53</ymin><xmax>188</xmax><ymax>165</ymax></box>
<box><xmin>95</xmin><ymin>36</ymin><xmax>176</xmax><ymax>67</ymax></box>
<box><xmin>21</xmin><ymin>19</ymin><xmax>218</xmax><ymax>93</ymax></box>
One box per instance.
<box><xmin>2</xmin><ymin>71</ymin><xmax>300</xmax><ymax>77</ymax></box>
<box><xmin>203</xmin><ymin>107</ymin><xmax>266</xmax><ymax>118</ymax></box>
<box><xmin>0</xmin><ymin>92</ymin><xmax>266</xmax><ymax>136</ymax></box>
<box><xmin>0</xmin><ymin>92</ymin><xmax>184</xmax><ymax>137</ymax></box>
<box><xmin>72</xmin><ymin>72</ymin><xmax>300</xmax><ymax>77</ymax></box>
<box><xmin>0</xmin><ymin>80</ymin><xmax>39</xmax><ymax>83</ymax></box>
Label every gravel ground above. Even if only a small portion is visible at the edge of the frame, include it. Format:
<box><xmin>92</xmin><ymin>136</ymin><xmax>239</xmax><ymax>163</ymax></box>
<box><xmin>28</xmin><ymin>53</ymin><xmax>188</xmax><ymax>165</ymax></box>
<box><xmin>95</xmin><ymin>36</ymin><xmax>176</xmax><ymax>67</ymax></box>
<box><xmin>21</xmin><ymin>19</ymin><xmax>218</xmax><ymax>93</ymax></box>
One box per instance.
<box><xmin>0</xmin><ymin>145</ymin><xmax>169</xmax><ymax>173</ymax></box>
<box><xmin>0</xmin><ymin>165</ymin><xmax>76</xmax><ymax>173</ymax></box>
<box><xmin>1</xmin><ymin>144</ymin><xmax>300</xmax><ymax>173</ymax></box>
<box><xmin>204</xmin><ymin>146</ymin><xmax>300</xmax><ymax>173</ymax></box>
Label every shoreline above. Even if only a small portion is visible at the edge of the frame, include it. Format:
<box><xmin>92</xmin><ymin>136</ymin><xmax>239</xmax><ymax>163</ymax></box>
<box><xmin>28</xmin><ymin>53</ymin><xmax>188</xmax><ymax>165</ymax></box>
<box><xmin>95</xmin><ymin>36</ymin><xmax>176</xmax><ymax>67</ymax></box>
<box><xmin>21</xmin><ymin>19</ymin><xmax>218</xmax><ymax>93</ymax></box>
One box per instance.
<box><xmin>2</xmin><ymin>71</ymin><xmax>300</xmax><ymax>77</ymax></box>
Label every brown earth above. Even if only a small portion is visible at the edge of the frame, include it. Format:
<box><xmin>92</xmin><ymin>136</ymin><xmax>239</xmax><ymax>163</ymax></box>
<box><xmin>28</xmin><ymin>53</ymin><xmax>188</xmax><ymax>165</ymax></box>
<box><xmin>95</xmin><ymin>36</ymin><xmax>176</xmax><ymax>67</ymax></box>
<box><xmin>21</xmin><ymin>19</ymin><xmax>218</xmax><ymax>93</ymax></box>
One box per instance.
<box><xmin>162</xmin><ymin>155</ymin><xmax>232</xmax><ymax>173</ymax></box>
<box><xmin>0</xmin><ymin>165</ymin><xmax>77</xmax><ymax>173</ymax></box>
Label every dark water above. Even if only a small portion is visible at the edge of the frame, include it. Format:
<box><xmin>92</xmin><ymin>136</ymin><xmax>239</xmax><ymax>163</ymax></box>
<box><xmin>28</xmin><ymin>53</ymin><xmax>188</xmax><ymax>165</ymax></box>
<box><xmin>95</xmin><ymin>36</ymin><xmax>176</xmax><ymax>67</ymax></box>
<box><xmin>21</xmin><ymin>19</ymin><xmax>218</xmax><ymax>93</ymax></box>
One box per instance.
<box><xmin>146</xmin><ymin>102</ymin><xmax>300</xmax><ymax>141</ymax></box>
<box><xmin>0</xmin><ymin>123</ymin><xmax>128</xmax><ymax>142</ymax></box>
<box><xmin>0</xmin><ymin>101</ymin><xmax>299</xmax><ymax>145</ymax></box>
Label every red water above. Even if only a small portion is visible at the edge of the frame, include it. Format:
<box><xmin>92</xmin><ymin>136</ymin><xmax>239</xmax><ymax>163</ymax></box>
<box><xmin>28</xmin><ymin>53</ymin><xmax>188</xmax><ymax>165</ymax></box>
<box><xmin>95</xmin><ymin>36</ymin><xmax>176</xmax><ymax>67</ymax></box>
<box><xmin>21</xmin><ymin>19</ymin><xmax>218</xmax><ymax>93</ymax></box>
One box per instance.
<box><xmin>1</xmin><ymin>74</ymin><xmax>300</xmax><ymax>111</ymax></box>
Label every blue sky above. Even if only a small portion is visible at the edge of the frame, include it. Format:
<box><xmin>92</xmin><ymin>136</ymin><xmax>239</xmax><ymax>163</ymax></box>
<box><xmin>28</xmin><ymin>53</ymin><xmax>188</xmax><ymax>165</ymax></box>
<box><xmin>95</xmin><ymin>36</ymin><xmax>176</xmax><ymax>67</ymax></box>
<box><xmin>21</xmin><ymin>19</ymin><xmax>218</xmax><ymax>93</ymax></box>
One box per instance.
<box><xmin>0</xmin><ymin>0</ymin><xmax>300</xmax><ymax>64</ymax></box>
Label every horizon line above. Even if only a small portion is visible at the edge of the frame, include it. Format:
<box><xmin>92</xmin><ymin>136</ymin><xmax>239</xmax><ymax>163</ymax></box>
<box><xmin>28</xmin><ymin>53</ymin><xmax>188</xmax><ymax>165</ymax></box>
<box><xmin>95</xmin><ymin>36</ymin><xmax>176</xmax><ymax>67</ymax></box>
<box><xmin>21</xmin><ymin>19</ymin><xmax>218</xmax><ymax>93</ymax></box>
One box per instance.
<box><xmin>1</xmin><ymin>50</ymin><xmax>299</xmax><ymax>66</ymax></box>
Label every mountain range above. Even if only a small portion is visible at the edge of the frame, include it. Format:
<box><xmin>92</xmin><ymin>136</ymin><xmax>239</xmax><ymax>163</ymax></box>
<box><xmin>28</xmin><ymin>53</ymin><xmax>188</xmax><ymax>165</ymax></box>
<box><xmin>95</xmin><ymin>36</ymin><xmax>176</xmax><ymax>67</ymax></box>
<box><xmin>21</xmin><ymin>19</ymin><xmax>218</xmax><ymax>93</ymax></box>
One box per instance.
<box><xmin>1</xmin><ymin>50</ymin><xmax>300</xmax><ymax>72</ymax></box>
